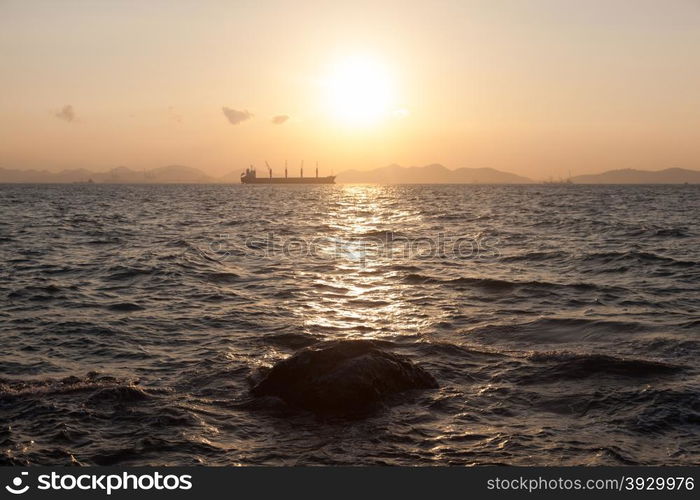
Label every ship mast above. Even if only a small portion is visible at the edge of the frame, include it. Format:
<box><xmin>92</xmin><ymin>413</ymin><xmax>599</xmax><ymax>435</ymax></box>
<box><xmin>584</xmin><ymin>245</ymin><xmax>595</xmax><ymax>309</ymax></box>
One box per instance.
<box><xmin>300</xmin><ymin>160</ymin><xmax>304</xmax><ymax>178</ymax></box>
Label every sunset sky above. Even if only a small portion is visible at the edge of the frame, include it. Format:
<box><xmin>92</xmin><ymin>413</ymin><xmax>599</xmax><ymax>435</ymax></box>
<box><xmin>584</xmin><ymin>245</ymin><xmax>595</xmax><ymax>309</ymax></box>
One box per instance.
<box><xmin>1</xmin><ymin>0</ymin><xmax>699</xmax><ymax>179</ymax></box>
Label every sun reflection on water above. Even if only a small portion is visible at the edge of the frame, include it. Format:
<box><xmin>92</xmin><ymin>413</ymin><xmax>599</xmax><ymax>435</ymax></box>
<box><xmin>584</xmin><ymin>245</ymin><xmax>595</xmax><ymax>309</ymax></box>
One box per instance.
<box><xmin>297</xmin><ymin>185</ymin><xmax>443</xmax><ymax>339</ymax></box>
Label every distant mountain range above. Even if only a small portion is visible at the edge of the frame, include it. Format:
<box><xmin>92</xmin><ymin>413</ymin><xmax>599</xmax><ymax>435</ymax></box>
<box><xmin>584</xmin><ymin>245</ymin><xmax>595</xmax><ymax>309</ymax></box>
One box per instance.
<box><xmin>336</xmin><ymin>163</ymin><xmax>533</xmax><ymax>184</ymax></box>
<box><xmin>570</xmin><ymin>167</ymin><xmax>700</xmax><ymax>184</ymax></box>
<box><xmin>0</xmin><ymin>165</ymin><xmax>214</xmax><ymax>184</ymax></box>
<box><xmin>1</xmin><ymin>164</ymin><xmax>699</xmax><ymax>184</ymax></box>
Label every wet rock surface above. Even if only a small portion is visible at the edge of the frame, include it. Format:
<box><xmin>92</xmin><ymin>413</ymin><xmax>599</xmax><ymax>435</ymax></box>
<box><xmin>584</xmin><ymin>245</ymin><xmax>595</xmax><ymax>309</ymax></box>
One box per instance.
<box><xmin>252</xmin><ymin>340</ymin><xmax>439</xmax><ymax>415</ymax></box>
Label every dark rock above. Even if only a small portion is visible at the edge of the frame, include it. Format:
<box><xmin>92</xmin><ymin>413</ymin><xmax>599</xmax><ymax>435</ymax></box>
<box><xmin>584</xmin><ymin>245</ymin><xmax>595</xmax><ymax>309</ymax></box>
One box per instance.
<box><xmin>252</xmin><ymin>340</ymin><xmax>438</xmax><ymax>415</ymax></box>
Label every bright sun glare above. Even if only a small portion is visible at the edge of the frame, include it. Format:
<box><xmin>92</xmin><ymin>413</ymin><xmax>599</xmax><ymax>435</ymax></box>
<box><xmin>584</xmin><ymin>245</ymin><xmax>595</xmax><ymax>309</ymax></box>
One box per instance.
<box><xmin>324</xmin><ymin>56</ymin><xmax>395</xmax><ymax>127</ymax></box>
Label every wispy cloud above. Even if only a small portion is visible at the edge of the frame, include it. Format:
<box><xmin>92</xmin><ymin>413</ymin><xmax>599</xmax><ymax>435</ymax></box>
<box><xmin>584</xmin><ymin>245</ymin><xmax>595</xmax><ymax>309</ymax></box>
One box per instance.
<box><xmin>168</xmin><ymin>106</ymin><xmax>183</xmax><ymax>124</ymax></box>
<box><xmin>222</xmin><ymin>107</ymin><xmax>252</xmax><ymax>125</ymax></box>
<box><xmin>271</xmin><ymin>115</ymin><xmax>289</xmax><ymax>125</ymax></box>
<box><xmin>54</xmin><ymin>105</ymin><xmax>76</xmax><ymax>123</ymax></box>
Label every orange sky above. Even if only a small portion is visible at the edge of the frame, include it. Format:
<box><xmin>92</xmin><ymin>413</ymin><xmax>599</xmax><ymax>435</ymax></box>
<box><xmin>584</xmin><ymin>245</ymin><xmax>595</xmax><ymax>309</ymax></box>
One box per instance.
<box><xmin>1</xmin><ymin>0</ymin><xmax>699</xmax><ymax>179</ymax></box>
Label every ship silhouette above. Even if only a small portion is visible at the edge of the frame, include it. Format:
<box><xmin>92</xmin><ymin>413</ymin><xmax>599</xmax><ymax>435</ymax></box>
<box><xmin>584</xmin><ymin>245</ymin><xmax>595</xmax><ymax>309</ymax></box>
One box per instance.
<box><xmin>241</xmin><ymin>161</ymin><xmax>335</xmax><ymax>184</ymax></box>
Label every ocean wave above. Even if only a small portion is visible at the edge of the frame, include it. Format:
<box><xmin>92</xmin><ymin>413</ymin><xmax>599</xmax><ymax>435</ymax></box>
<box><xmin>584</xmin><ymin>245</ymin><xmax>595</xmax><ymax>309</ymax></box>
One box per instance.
<box><xmin>86</xmin><ymin>385</ymin><xmax>153</xmax><ymax>404</ymax></box>
<box><xmin>499</xmin><ymin>250</ymin><xmax>569</xmax><ymax>262</ymax></box>
<box><xmin>201</xmin><ymin>271</ymin><xmax>241</xmax><ymax>284</ymax></box>
<box><xmin>106</xmin><ymin>302</ymin><xmax>144</xmax><ymax>312</ymax></box>
<box><xmin>581</xmin><ymin>250</ymin><xmax>696</xmax><ymax>267</ymax></box>
<box><xmin>0</xmin><ymin>373</ymin><xmax>142</xmax><ymax>400</ymax></box>
<box><xmin>623</xmin><ymin>388</ymin><xmax>700</xmax><ymax>434</ymax></box>
<box><xmin>400</xmin><ymin>273</ymin><xmax>615</xmax><ymax>294</ymax></box>
<box><xmin>652</xmin><ymin>227</ymin><xmax>690</xmax><ymax>238</ymax></box>
<box><xmin>465</xmin><ymin>317</ymin><xmax>652</xmax><ymax>347</ymax></box>
<box><xmin>355</xmin><ymin>229</ymin><xmax>407</xmax><ymax>241</ymax></box>
<box><xmin>519</xmin><ymin>351</ymin><xmax>683</xmax><ymax>383</ymax></box>
<box><xmin>103</xmin><ymin>265</ymin><xmax>155</xmax><ymax>281</ymax></box>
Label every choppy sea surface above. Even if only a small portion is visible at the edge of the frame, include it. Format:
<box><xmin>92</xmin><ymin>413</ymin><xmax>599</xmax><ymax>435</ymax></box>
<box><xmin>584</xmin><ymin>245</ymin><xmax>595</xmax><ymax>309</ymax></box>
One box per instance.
<box><xmin>1</xmin><ymin>183</ymin><xmax>699</xmax><ymax>466</ymax></box>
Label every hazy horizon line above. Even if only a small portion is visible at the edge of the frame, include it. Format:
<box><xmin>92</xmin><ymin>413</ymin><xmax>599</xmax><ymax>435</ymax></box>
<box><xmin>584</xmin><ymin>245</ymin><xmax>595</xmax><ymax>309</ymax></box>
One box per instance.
<box><xmin>1</xmin><ymin>163</ymin><xmax>698</xmax><ymax>176</ymax></box>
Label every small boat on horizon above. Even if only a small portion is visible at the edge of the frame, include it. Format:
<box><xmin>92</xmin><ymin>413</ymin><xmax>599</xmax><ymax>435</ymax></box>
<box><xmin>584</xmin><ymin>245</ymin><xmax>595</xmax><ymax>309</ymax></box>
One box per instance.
<box><xmin>543</xmin><ymin>170</ymin><xmax>573</xmax><ymax>184</ymax></box>
<box><xmin>241</xmin><ymin>161</ymin><xmax>335</xmax><ymax>184</ymax></box>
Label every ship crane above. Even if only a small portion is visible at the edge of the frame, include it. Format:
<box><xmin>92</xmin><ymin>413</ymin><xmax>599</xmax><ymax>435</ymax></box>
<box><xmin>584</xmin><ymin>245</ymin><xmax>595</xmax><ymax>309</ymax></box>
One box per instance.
<box><xmin>265</xmin><ymin>161</ymin><xmax>272</xmax><ymax>179</ymax></box>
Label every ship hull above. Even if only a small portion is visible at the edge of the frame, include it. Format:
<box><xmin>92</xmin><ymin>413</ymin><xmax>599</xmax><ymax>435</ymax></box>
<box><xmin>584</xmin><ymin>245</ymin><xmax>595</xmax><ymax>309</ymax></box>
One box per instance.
<box><xmin>241</xmin><ymin>176</ymin><xmax>335</xmax><ymax>184</ymax></box>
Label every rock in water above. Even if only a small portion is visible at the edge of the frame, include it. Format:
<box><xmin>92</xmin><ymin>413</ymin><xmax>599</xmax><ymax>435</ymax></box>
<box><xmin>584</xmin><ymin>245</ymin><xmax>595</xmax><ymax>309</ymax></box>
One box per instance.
<box><xmin>252</xmin><ymin>340</ymin><xmax>438</xmax><ymax>416</ymax></box>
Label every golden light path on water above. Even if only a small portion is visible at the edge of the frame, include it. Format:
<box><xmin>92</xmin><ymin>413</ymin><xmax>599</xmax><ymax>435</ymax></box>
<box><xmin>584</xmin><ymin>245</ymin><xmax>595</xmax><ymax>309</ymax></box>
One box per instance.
<box><xmin>296</xmin><ymin>185</ymin><xmax>447</xmax><ymax>339</ymax></box>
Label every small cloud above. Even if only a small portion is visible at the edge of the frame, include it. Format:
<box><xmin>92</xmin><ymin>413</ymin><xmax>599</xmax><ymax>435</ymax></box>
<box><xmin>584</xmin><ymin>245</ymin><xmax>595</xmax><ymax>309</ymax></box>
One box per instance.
<box><xmin>55</xmin><ymin>105</ymin><xmax>76</xmax><ymax>123</ymax></box>
<box><xmin>168</xmin><ymin>106</ymin><xmax>183</xmax><ymax>124</ymax></box>
<box><xmin>222</xmin><ymin>107</ymin><xmax>252</xmax><ymax>125</ymax></box>
<box><xmin>271</xmin><ymin>114</ymin><xmax>289</xmax><ymax>125</ymax></box>
<box><xmin>393</xmin><ymin>108</ymin><xmax>410</xmax><ymax>119</ymax></box>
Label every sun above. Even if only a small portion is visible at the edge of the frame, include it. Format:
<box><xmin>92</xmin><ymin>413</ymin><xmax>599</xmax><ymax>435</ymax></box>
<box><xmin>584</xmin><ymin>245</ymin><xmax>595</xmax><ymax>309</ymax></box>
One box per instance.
<box><xmin>323</xmin><ymin>56</ymin><xmax>395</xmax><ymax>127</ymax></box>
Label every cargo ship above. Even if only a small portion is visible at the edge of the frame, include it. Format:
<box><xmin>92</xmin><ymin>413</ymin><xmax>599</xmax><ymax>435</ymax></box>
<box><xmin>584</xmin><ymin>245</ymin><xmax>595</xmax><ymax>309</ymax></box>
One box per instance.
<box><xmin>241</xmin><ymin>161</ymin><xmax>335</xmax><ymax>184</ymax></box>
